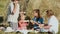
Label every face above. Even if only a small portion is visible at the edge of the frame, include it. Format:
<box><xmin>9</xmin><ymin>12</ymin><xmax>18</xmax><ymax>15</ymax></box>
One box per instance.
<box><xmin>33</xmin><ymin>11</ymin><xmax>38</xmax><ymax>17</ymax></box>
<box><xmin>21</xmin><ymin>15</ymin><xmax>25</xmax><ymax>20</ymax></box>
<box><xmin>13</xmin><ymin>0</ymin><xmax>19</xmax><ymax>4</ymax></box>
<box><xmin>20</xmin><ymin>11</ymin><xmax>24</xmax><ymax>16</ymax></box>
<box><xmin>46</xmin><ymin>11</ymin><xmax>51</xmax><ymax>17</ymax></box>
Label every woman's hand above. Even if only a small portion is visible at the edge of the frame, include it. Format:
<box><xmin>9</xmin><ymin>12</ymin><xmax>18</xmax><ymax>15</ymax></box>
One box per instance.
<box><xmin>39</xmin><ymin>24</ymin><xmax>44</xmax><ymax>28</ymax></box>
<box><xmin>44</xmin><ymin>25</ymin><xmax>52</xmax><ymax>29</ymax></box>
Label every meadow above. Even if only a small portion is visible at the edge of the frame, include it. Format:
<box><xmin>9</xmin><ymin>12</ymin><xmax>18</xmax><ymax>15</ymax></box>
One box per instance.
<box><xmin>0</xmin><ymin>0</ymin><xmax>60</xmax><ymax>34</ymax></box>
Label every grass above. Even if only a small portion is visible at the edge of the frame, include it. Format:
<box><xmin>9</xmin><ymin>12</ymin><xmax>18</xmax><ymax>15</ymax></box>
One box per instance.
<box><xmin>0</xmin><ymin>31</ymin><xmax>50</xmax><ymax>34</ymax></box>
<box><xmin>0</xmin><ymin>0</ymin><xmax>60</xmax><ymax>34</ymax></box>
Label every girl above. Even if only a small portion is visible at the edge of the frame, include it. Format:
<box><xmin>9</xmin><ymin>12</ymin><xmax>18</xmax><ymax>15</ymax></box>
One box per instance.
<box><xmin>32</xmin><ymin>9</ymin><xmax>44</xmax><ymax>31</ymax></box>
<box><xmin>18</xmin><ymin>11</ymin><xmax>28</xmax><ymax>30</ymax></box>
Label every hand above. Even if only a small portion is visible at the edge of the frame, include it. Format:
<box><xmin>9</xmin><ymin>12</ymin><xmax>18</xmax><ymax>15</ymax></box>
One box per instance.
<box><xmin>39</xmin><ymin>24</ymin><xmax>44</xmax><ymax>28</ymax></box>
<box><xmin>44</xmin><ymin>25</ymin><xmax>51</xmax><ymax>29</ymax></box>
<box><xmin>11</xmin><ymin>12</ymin><xmax>14</xmax><ymax>15</ymax></box>
<box><xmin>30</xmin><ymin>20</ymin><xmax>35</xmax><ymax>24</ymax></box>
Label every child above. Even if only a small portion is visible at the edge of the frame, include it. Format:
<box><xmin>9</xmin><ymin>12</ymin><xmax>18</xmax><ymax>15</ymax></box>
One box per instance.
<box><xmin>17</xmin><ymin>11</ymin><xmax>34</xmax><ymax>34</ymax></box>
<box><xmin>18</xmin><ymin>11</ymin><xmax>28</xmax><ymax>30</ymax></box>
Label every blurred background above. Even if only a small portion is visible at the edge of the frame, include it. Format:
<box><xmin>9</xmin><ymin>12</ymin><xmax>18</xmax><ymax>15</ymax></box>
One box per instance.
<box><xmin>0</xmin><ymin>0</ymin><xmax>60</xmax><ymax>34</ymax></box>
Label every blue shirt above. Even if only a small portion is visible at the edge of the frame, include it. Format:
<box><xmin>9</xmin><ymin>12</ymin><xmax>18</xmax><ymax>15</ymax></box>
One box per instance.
<box><xmin>33</xmin><ymin>17</ymin><xmax>44</xmax><ymax>24</ymax></box>
<box><xmin>33</xmin><ymin>17</ymin><xmax>44</xmax><ymax>29</ymax></box>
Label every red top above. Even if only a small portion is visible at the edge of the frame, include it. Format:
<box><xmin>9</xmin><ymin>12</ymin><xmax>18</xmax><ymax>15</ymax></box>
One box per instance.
<box><xmin>18</xmin><ymin>20</ymin><xmax>28</xmax><ymax>30</ymax></box>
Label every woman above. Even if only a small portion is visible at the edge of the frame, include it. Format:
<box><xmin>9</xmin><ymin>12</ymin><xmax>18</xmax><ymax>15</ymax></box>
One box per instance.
<box><xmin>44</xmin><ymin>10</ymin><xmax>59</xmax><ymax>34</ymax></box>
<box><xmin>32</xmin><ymin>9</ymin><xmax>44</xmax><ymax>31</ymax></box>
<box><xmin>7</xmin><ymin>0</ymin><xmax>20</xmax><ymax>31</ymax></box>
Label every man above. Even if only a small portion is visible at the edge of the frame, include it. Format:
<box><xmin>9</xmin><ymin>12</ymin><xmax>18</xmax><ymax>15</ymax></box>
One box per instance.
<box><xmin>7</xmin><ymin>0</ymin><xmax>20</xmax><ymax>31</ymax></box>
<box><xmin>44</xmin><ymin>10</ymin><xmax>59</xmax><ymax>34</ymax></box>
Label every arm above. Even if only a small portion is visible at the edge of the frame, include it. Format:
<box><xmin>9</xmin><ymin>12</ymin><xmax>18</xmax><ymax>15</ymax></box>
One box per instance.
<box><xmin>11</xmin><ymin>3</ymin><xmax>17</xmax><ymax>15</ymax></box>
<box><xmin>31</xmin><ymin>20</ymin><xmax>39</xmax><ymax>25</ymax></box>
<box><xmin>38</xmin><ymin>18</ymin><xmax>44</xmax><ymax>28</ymax></box>
<box><xmin>44</xmin><ymin>25</ymin><xmax>52</xmax><ymax>29</ymax></box>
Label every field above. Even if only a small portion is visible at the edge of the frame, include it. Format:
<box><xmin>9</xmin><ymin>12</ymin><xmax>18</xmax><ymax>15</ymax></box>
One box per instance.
<box><xmin>0</xmin><ymin>0</ymin><xmax>60</xmax><ymax>34</ymax></box>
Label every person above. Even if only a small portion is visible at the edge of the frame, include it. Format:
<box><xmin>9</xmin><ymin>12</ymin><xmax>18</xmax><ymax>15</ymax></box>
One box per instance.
<box><xmin>44</xmin><ymin>10</ymin><xmax>59</xmax><ymax>34</ymax></box>
<box><xmin>32</xmin><ymin>9</ymin><xmax>44</xmax><ymax>31</ymax></box>
<box><xmin>17</xmin><ymin>10</ymin><xmax>40</xmax><ymax>34</ymax></box>
<box><xmin>7</xmin><ymin>0</ymin><xmax>20</xmax><ymax>31</ymax></box>
<box><xmin>18</xmin><ymin>11</ymin><xmax>28</xmax><ymax>30</ymax></box>
<box><xmin>17</xmin><ymin>11</ymin><xmax>30</xmax><ymax>34</ymax></box>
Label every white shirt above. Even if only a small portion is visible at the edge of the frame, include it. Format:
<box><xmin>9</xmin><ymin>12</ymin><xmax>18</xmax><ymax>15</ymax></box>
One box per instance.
<box><xmin>8</xmin><ymin>2</ymin><xmax>20</xmax><ymax>23</ymax></box>
<box><xmin>48</xmin><ymin>15</ymin><xmax>59</xmax><ymax>33</ymax></box>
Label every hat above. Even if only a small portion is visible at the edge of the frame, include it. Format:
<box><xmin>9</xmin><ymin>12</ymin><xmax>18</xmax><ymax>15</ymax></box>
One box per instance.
<box><xmin>5</xmin><ymin>27</ymin><xmax>14</xmax><ymax>32</ymax></box>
